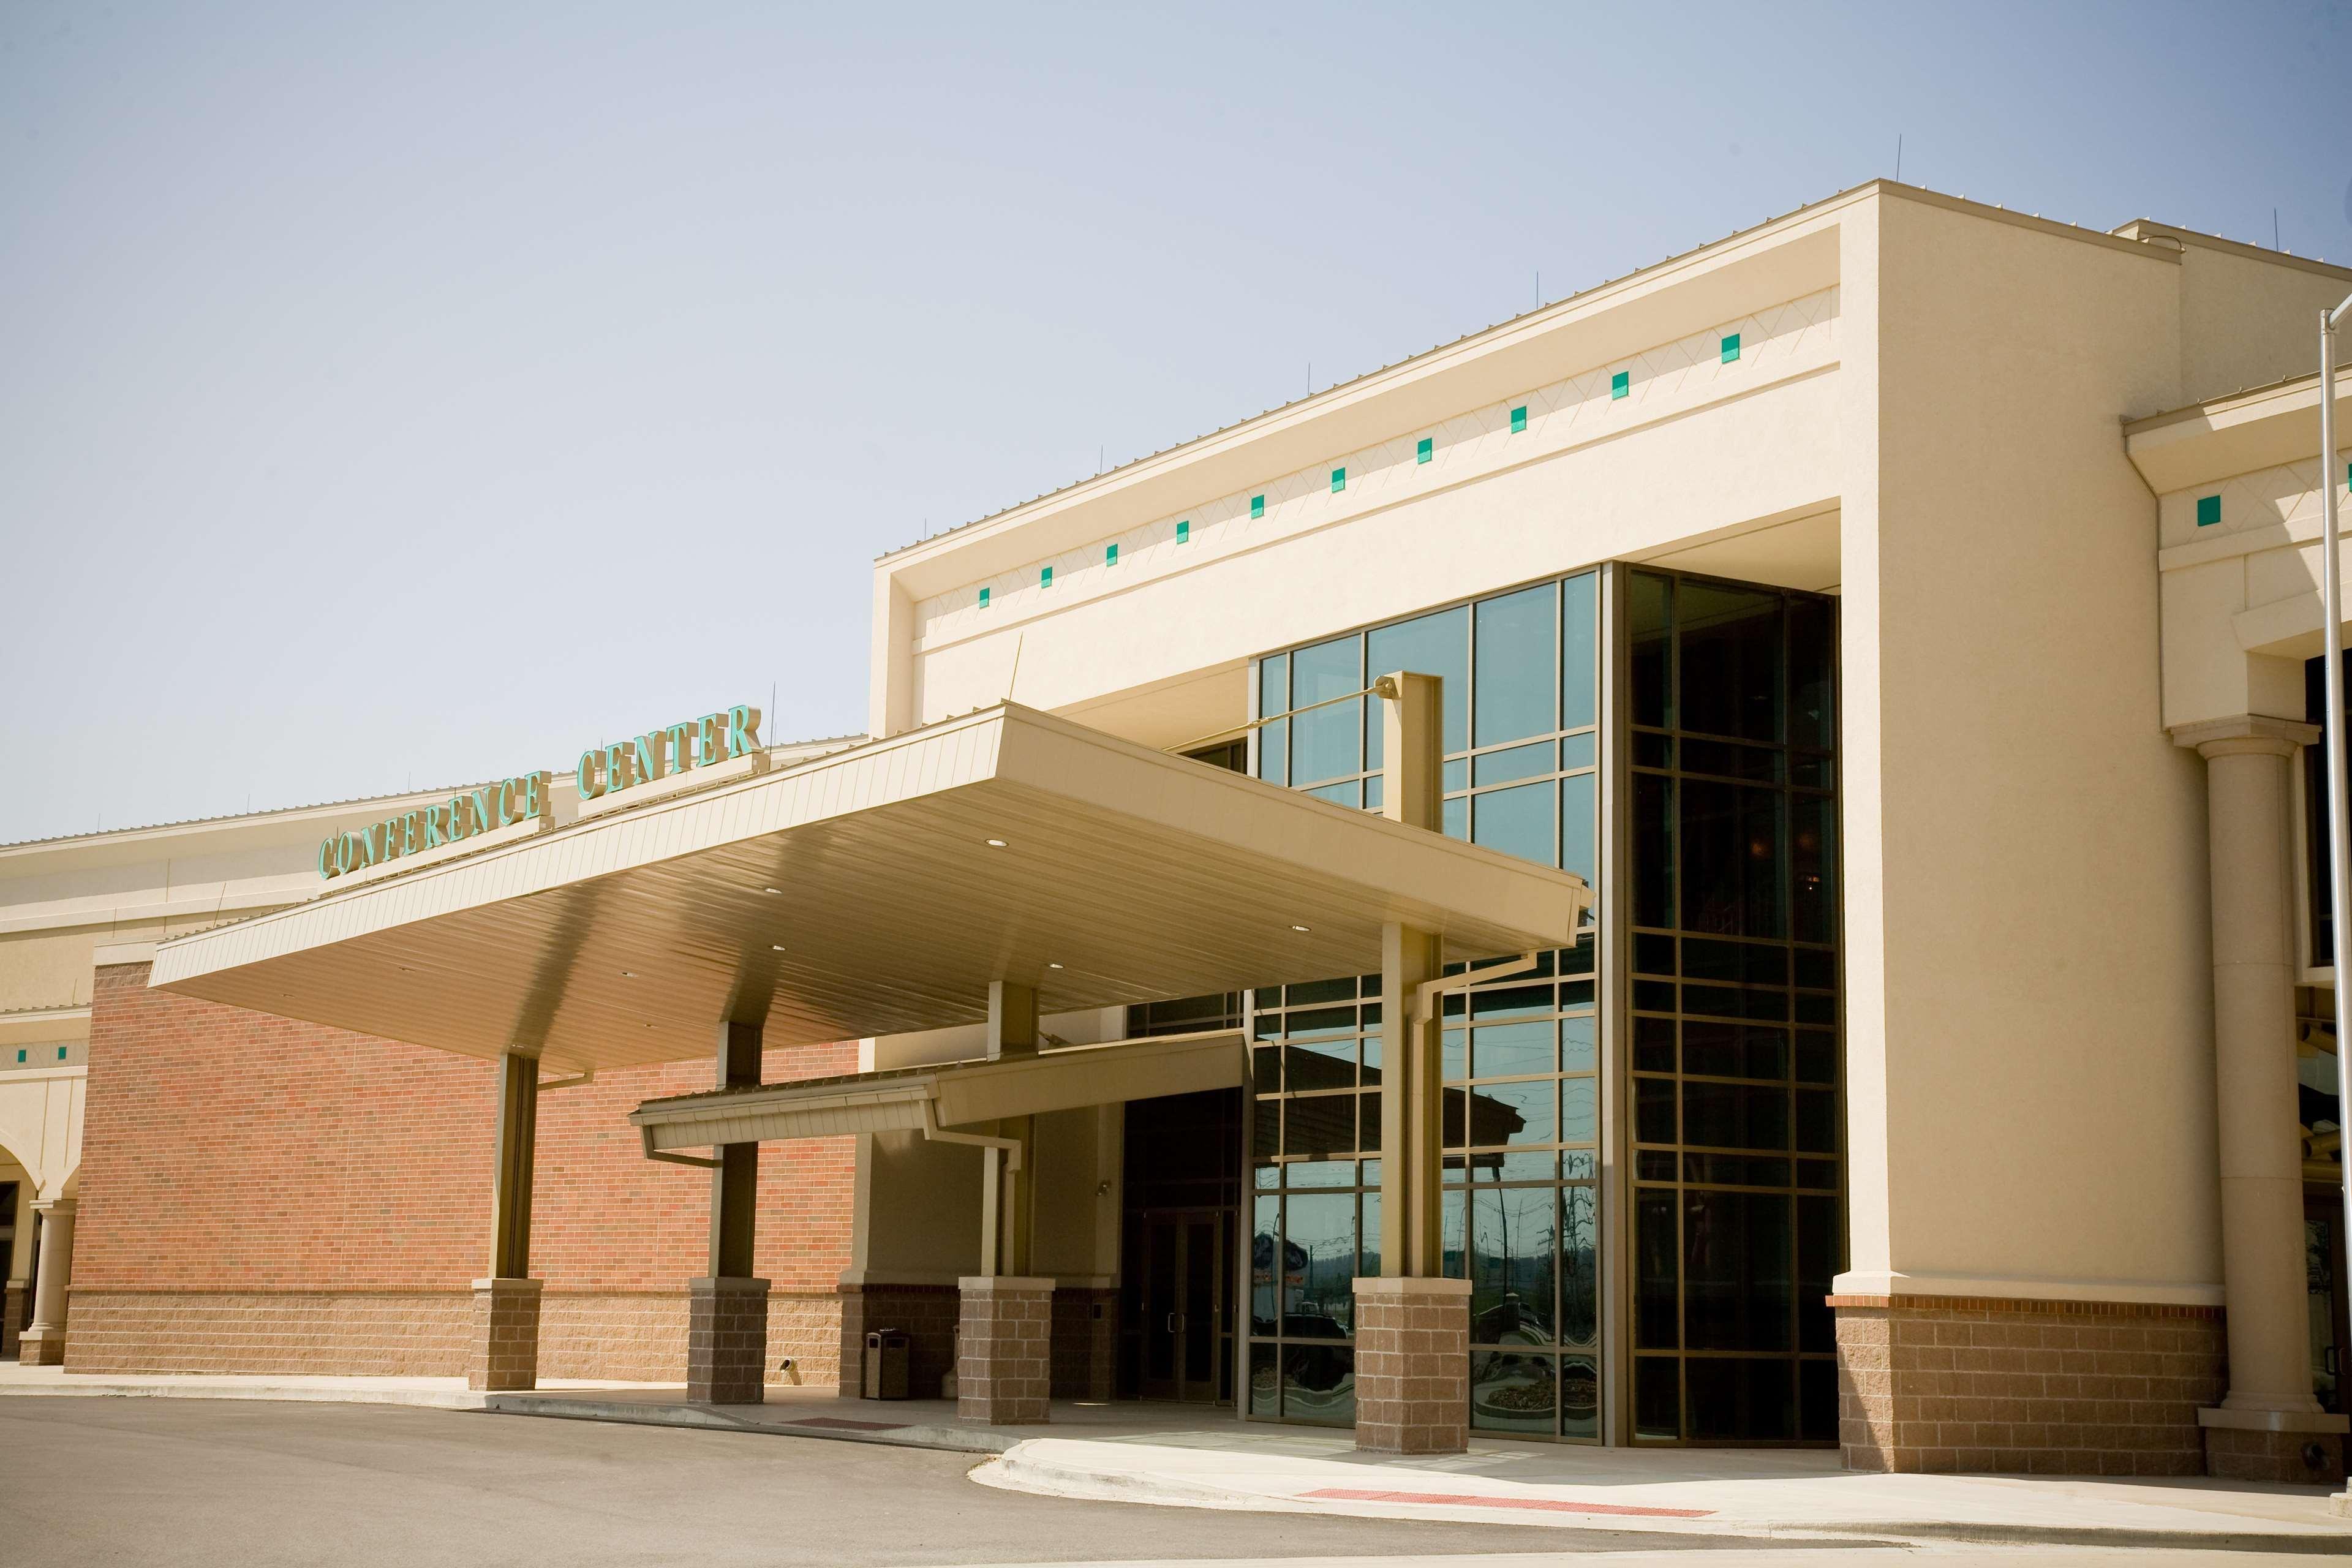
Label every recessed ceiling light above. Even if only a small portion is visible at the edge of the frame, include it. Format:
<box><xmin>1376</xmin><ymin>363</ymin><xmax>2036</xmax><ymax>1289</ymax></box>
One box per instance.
<box><xmin>1047</xmin><ymin>962</ymin><xmax>1063</xmax><ymax>969</ymax></box>
<box><xmin>1290</xmin><ymin>924</ymin><xmax>1311</xmax><ymax>933</ymax></box>
<box><xmin>620</xmin><ymin>970</ymin><xmax>635</xmax><ymax>978</ymax></box>
<box><xmin>763</xmin><ymin>886</ymin><xmax>785</xmax><ymax>895</ymax></box>
<box><xmin>984</xmin><ymin>838</ymin><xmax>1008</xmax><ymax>848</ymax></box>
<box><xmin>771</xmin><ymin>944</ymin><xmax>787</xmax><ymax>952</ymax></box>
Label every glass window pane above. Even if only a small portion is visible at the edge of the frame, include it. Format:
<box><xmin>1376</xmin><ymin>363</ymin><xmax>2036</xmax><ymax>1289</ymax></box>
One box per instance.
<box><xmin>1291</xmin><ymin>636</ymin><xmax>1364</xmax><ymax>785</ymax></box>
<box><xmin>1283</xmin><ymin>1191</ymin><xmax>1357</xmax><ymax>1335</ymax></box>
<box><xmin>1679</xmin><ymin>780</ymin><xmax>1785</xmax><ymax>939</ymax></box>
<box><xmin>1303</xmin><ymin>778</ymin><xmax>1361</xmax><ymax>807</ymax></box>
<box><xmin>1251</xmin><ymin>1195</ymin><xmax>1281</xmax><ymax>1335</ymax></box>
<box><xmin>1630</xmin><ymin>573</ymin><xmax>1674</xmax><ymax>729</ymax></box>
<box><xmin>1472</xmin><ymin>1351</ymin><xmax>1558</xmax><ymax>1434</ymax></box>
<box><xmin>1281</xmin><ymin>1091</ymin><xmax>1357</xmax><ymax>1153</ymax></box>
<box><xmin>1368</xmin><ymin>605</ymin><xmax>1470</xmax><ymax>756</ymax></box>
<box><xmin>1472</xmin><ymin>1186</ymin><xmax>1556</xmax><ymax>1344</ymax></box>
<box><xmin>1634</xmin><ymin>772</ymin><xmax>1674</xmax><ymax>929</ymax></box>
<box><xmin>1359</xmin><ymin>1190</ymin><xmax>1382</xmax><ymax>1280</ymax></box>
<box><xmin>1561</xmin><ymin>1185</ymin><xmax>1599</xmax><ymax>1348</ymax></box>
<box><xmin>1683</xmin><ymin>1189</ymin><xmax>1792</xmax><ymax>1351</ymax></box>
<box><xmin>1473</xmin><ymin>739</ymin><xmax>1555</xmax><ymax>787</ymax></box>
<box><xmin>1683</xmin><ymin>1080</ymin><xmax>1791</xmax><ymax>1151</ymax></box>
<box><xmin>1562</xmin><ymin>1353</ymin><xmax>1600</xmax><ymax>1439</ymax></box>
<box><xmin>1562</xmin><ymin>771</ymin><xmax>1596</xmax><ymax>888</ymax></box>
<box><xmin>1792</xmin><ymin>793</ymin><xmax>1836</xmax><ymax>946</ymax></box>
<box><xmin>1258</xmin><ymin>652</ymin><xmax>1290</xmax><ymax>719</ymax></box>
<box><xmin>1560</xmin><ymin>731</ymin><xmax>1596</xmax><ymax>771</ymax></box>
<box><xmin>1789</xmin><ymin>595</ymin><xmax>1834</xmax><ymax>752</ymax></box>
<box><xmin>1687</xmin><ymin>1355</ymin><xmax>1795</xmax><ymax>1441</ymax></box>
<box><xmin>1472</xmin><ymin>1020</ymin><xmax>1554</xmax><ymax>1079</ymax></box>
<box><xmin>1467</xmin><ymin>1079</ymin><xmax>1556</xmax><ymax>1145</ymax></box>
<box><xmin>1635</xmin><ymin>1192</ymin><xmax>1679</xmax><ymax>1348</ymax></box>
<box><xmin>1561</xmin><ymin>1079</ymin><xmax>1597</xmax><ymax>1144</ymax></box>
<box><xmin>1250</xmin><ymin>1341</ymin><xmax>1280</xmax><ymax>1416</ymax></box>
<box><xmin>1635</xmin><ymin>1356</ymin><xmax>1680</xmax><ymax>1439</ymax></box>
<box><xmin>1561</xmin><ymin>1016</ymin><xmax>1597</xmax><ymax>1073</ymax></box>
<box><xmin>1257</xmin><ymin>716</ymin><xmax>1288</xmax><ymax>785</ymax></box>
<box><xmin>1562</xmin><ymin>571</ymin><xmax>1598</xmax><ymax>733</ymax></box>
<box><xmin>1679</xmin><ymin>582</ymin><xmax>1782</xmax><ymax>742</ymax></box>
<box><xmin>1443</xmin><ymin>796</ymin><xmax>1468</xmax><ymax>840</ymax></box>
<box><xmin>1474</xmin><ymin>584</ymin><xmax>1558</xmax><ymax>747</ymax></box>
<box><xmin>1474</xmin><ymin>779</ymin><xmax>1558</xmax><ymax>866</ymax></box>
<box><xmin>1281</xmin><ymin>1344</ymin><xmax>1355</xmax><ymax>1426</ymax></box>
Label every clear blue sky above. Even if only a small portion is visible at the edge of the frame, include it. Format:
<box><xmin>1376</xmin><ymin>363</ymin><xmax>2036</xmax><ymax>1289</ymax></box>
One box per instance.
<box><xmin>4</xmin><ymin>0</ymin><xmax>2348</xmax><ymax>843</ymax></box>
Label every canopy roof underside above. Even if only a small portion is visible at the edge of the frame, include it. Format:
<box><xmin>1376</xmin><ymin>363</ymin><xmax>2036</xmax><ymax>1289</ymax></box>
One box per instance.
<box><xmin>150</xmin><ymin>703</ymin><xmax>1589</xmax><ymax>1073</ymax></box>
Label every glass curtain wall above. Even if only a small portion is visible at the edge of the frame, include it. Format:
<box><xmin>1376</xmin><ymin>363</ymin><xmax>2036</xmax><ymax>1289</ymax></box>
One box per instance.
<box><xmin>1626</xmin><ymin>569</ymin><xmax>1842</xmax><ymax>1444</ymax></box>
<box><xmin>1248</xmin><ymin>571</ymin><xmax>1603</xmax><ymax>1438</ymax></box>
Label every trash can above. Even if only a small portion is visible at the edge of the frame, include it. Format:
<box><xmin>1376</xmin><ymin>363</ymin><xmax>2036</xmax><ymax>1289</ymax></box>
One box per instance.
<box><xmin>862</xmin><ymin>1330</ymin><xmax>910</xmax><ymax>1400</ymax></box>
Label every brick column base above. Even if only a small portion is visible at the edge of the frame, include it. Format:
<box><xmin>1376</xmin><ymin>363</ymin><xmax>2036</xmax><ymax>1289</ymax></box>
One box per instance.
<box><xmin>18</xmin><ymin>1323</ymin><xmax>66</xmax><ymax>1366</ymax></box>
<box><xmin>2</xmin><ymin>1283</ymin><xmax>23</xmax><ymax>1359</ymax></box>
<box><xmin>1834</xmin><ymin>1294</ymin><xmax>2225</xmax><ymax>1475</ymax></box>
<box><xmin>687</xmin><ymin>1276</ymin><xmax>769</xmax><ymax>1404</ymax></box>
<box><xmin>957</xmin><ymin>1276</ymin><xmax>1052</xmax><ymax>1425</ymax></box>
<box><xmin>467</xmin><ymin>1278</ymin><xmax>543</xmax><ymax>1392</ymax></box>
<box><xmin>1352</xmin><ymin>1276</ymin><xmax>1470</xmax><ymax>1455</ymax></box>
<box><xmin>2199</xmin><ymin>1411</ymin><xmax>2348</xmax><ymax>1484</ymax></box>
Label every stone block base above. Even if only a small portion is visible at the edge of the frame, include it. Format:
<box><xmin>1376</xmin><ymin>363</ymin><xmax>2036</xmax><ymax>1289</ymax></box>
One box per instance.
<box><xmin>839</xmin><ymin>1282</ymin><xmax>960</xmax><ymax>1400</ymax></box>
<box><xmin>957</xmin><ymin>1276</ymin><xmax>1052</xmax><ymax>1425</ymax></box>
<box><xmin>467</xmin><ymin>1278</ymin><xmax>542</xmax><ymax>1392</ymax></box>
<box><xmin>1052</xmin><ymin>1286</ymin><xmax>1117</xmax><ymax>1402</ymax></box>
<box><xmin>1833</xmin><ymin>1294</ymin><xmax>2225</xmax><ymax>1476</ymax></box>
<box><xmin>17</xmin><ymin>1324</ymin><xmax>66</xmax><ymax>1366</ymax></box>
<box><xmin>1352</xmin><ymin>1276</ymin><xmax>1470</xmax><ymax>1455</ymax></box>
<box><xmin>687</xmin><ymin>1276</ymin><xmax>769</xmax><ymax>1404</ymax></box>
<box><xmin>2200</xmin><ymin>1410</ymin><xmax>2348</xmax><ymax>1484</ymax></box>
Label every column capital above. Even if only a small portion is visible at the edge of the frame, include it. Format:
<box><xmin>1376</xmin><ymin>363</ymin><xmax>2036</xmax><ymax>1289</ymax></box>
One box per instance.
<box><xmin>30</xmin><ymin>1196</ymin><xmax>75</xmax><ymax>1218</ymax></box>
<box><xmin>2168</xmin><ymin>714</ymin><xmax>2320</xmax><ymax>758</ymax></box>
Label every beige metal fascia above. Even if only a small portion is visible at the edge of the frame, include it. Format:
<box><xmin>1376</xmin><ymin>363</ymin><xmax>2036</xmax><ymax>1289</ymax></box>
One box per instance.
<box><xmin>2127</xmin><ymin>368</ymin><xmax>2352</xmax><ymax>495</ymax></box>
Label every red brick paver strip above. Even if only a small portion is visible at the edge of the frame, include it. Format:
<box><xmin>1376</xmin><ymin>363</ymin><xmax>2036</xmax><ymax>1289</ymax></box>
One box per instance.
<box><xmin>1298</xmin><ymin>1487</ymin><xmax>1713</xmax><ymax>1518</ymax></box>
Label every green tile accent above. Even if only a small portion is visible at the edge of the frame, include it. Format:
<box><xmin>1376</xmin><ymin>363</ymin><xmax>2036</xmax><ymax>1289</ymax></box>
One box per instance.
<box><xmin>1611</xmin><ymin>371</ymin><xmax>1629</xmax><ymax>399</ymax></box>
<box><xmin>1105</xmin><ymin>543</ymin><xmax>1119</xmax><ymax>566</ymax></box>
<box><xmin>13</xmin><ymin>1050</ymin><xmax>22</xmax><ymax>1064</ymax></box>
<box><xmin>978</xmin><ymin>586</ymin><xmax>990</xmax><ymax>609</ymax></box>
<box><xmin>1510</xmin><ymin>405</ymin><xmax>1528</xmax><ymax>434</ymax></box>
<box><xmin>1251</xmin><ymin>495</ymin><xmax>1265</xmax><ymax>519</ymax></box>
<box><xmin>1417</xmin><ymin>437</ymin><xmax>1433</xmax><ymax>464</ymax></box>
<box><xmin>1176</xmin><ymin>520</ymin><xmax>1191</xmax><ymax>543</ymax></box>
<box><xmin>1040</xmin><ymin>565</ymin><xmax>1054</xmax><ymax>588</ymax></box>
<box><xmin>2196</xmin><ymin>495</ymin><xmax>2221</xmax><ymax>527</ymax></box>
<box><xmin>56</xmin><ymin>1046</ymin><xmax>66</xmax><ymax>1060</ymax></box>
<box><xmin>1721</xmin><ymin>333</ymin><xmax>1741</xmax><ymax>364</ymax></box>
<box><xmin>1330</xmin><ymin>467</ymin><xmax>1346</xmax><ymax>493</ymax></box>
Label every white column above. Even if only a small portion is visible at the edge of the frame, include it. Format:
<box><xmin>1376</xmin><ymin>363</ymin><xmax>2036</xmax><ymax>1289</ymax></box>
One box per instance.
<box><xmin>18</xmin><ymin>1196</ymin><xmax>77</xmax><ymax>1366</ymax></box>
<box><xmin>2177</xmin><ymin>717</ymin><xmax>2324</xmax><ymax>1414</ymax></box>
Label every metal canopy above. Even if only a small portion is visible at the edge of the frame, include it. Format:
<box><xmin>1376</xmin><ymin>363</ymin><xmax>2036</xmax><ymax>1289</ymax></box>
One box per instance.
<box><xmin>630</xmin><ymin>1029</ymin><xmax>1246</xmax><ymax>1151</ymax></box>
<box><xmin>150</xmin><ymin>703</ymin><xmax>1589</xmax><ymax>1073</ymax></box>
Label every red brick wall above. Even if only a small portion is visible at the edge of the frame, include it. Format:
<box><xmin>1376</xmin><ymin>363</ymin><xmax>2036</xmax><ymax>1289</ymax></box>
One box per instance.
<box><xmin>70</xmin><ymin>963</ymin><xmax>854</xmax><ymax>1379</ymax></box>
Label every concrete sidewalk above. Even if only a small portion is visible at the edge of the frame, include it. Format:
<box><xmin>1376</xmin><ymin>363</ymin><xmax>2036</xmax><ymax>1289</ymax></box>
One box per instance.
<box><xmin>13</xmin><ymin>1363</ymin><xmax>2352</xmax><ymax>1551</ymax></box>
<box><xmin>974</xmin><ymin>1435</ymin><xmax>2352</xmax><ymax>1551</ymax></box>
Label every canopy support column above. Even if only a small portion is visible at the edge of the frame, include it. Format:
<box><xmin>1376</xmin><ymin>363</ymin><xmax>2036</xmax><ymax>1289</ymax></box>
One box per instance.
<box><xmin>17</xmin><ymin>1197</ymin><xmax>76</xmax><ymax>1366</ymax></box>
<box><xmin>1357</xmin><ymin>669</ymin><xmax>1472</xmax><ymax>1455</ymax></box>
<box><xmin>689</xmin><ymin>1020</ymin><xmax>769</xmax><ymax>1404</ymax></box>
<box><xmin>469</xmin><ymin>1049</ymin><xmax>541</xmax><ymax>1392</ymax></box>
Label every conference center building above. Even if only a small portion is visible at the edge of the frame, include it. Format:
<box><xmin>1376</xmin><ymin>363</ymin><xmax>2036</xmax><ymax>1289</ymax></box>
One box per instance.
<box><xmin>9</xmin><ymin>180</ymin><xmax>2352</xmax><ymax>1483</ymax></box>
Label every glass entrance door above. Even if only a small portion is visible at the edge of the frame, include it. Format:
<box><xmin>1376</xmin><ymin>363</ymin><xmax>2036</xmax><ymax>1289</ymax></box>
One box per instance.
<box><xmin>2311</xmin><ymin>1193</ymin><xmax>2348</xmax><ymax>1415</ymax></box>
<box><xmin>1139</xmin><ymin>1212</ymin><xmax>1227</xmax><ymax>1403</ymax></box>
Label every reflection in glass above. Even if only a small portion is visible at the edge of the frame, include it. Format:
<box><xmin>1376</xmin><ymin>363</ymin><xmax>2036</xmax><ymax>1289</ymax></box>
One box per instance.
<box><xmin>1561</xmin><ymin>1186</ymin><xmax>1599</xmax><ymax>1346</ymax></box>
<box><xmin>1251</xmin><ymin>1195</ymin><xmax>1280</xmax><ymax>1335</ymax></box>
<box><xmin>1472</xmin><ymin>1186</ymin><xmax>1556</xmax><ymax>1344</ymax></box>
<box><xmin>1281</xmin><ymin>1344</ymin><xmax>1355</xmax><ymax>1425</ymax></box>
<box><xmin>1474</xmin><ymin>778</ymin><xmax>1558</xmax><ymax>866</ymax></box>
<box><xmin>1283</xmin><ymin>1191</ymin><xmax>1357</xmax><ymax>1336</ymax></box>
<box><xmin>1561</xmin><ymin>1354</ymin><xmax>1601</xmax><ymax>1439</ymax></box>
<box><xmin>1471</xmin><ymin>1351</ymin><xmax>1558</xmax><ymax>1435</ymax></box>
<box><xmin>1472</xmin><ymin>1020</ymin><xmax>1554</xmax><ymax>1079</ymax></box>
<box><xmin>1368</xmin><ymin>605</ymin><xmax>1470</xmax><ymax>756</ymax></box>
<box><xmin>1474</xmin><ymin>584</ymin><xmax>1558</xmax><ymax>747</ymax></box>
<box><xmin>1562</xmin><ymin>572</ymin><xmax>1599</xmax><ymax>731</ymax></box>
<box><xmin>1292</xmin><ymin>635</ymin><xmax>1364</xmax><ymax>785</ymax></box>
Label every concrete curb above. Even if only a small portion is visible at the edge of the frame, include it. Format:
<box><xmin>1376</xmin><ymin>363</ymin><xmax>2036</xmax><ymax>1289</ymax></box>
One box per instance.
<box><xmin>974</xmin><ymin>1441</ymin><xmax>2352</xmax><ymax>1552</ymax></box>
<box><xmin>0</xmin><ymin>1379</ymin><xmax>488</xmax><ymax>1410</ymax></box>
<box><xmin>479</xmin><ymin>1393</ymin><xmax>1015</xmax><ymax>1453</ymax></box>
